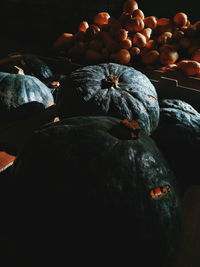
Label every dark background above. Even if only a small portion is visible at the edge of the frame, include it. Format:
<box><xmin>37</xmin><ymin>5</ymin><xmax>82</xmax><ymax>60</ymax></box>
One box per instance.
<box><xmin>0</xmin><ymin>0</ymin><xmax>198</xmax><ymax>56</ymax></box>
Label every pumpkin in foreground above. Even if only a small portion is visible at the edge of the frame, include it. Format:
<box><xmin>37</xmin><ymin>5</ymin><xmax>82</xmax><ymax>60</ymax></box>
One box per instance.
<box><xmin>0</xmin><ymin>72</ymin><xmax>54</xmax><ymax>121</ymax></box>
<box><xmin>57</xmin><ymin>62</ymin><xmax>160</xmax><ymax>135</ymax></box>
<box><xmin>11</xmin><ymin>116</ymin><xmax>182</xmax><ymax>267</ymax></box>
<box><xmin>152</xmin><ymin>98</ymin><xmax>200</xmax><ymax>195</ymax></box>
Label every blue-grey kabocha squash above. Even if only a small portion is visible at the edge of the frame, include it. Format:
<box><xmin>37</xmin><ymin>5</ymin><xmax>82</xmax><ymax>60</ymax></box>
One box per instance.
<box><xmin>0</xmin><ymin>72</ymin><xmax>54</xmax><ymax>121</ymax></box>
<box><xmin>57</xmin><ymin>63</ymin><xmax>160</xmax><ymax>135</ymax></box>
<box><xmin>11</xmin><ymin>116</ymin><xmax>182</xmax><ymax>267</ymax></box>
<box><xmin>152</xmin><ymin>99</ymin><xmax>200</xmax><ymax>195</ymax></box>
<box><xmin>0</xmin><ymin>55</ymin><xmax>66</xmax><ymax>98</ymax></box>
<box><xmin>16</xmin><ymin>55</ymin><xmax>63</xmax><ymax>96</ymax></box>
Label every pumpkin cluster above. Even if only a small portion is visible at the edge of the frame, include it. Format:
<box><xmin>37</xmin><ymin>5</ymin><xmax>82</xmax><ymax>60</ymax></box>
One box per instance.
<box><xmin>53</xmin><ymin>0</ymin><xmax>200</xmax><ymax>76</ymax></box>
<box><xmin>0</xmin><ymin>49</ymin><xmax>199</xmax><ymax>267</ymax></box>
<box><xmin>0</xmin><ymin>59</ymin><xmax>184</xmax><ymax>267</ymax></box>
<box><xmin>2</xmin><ymin>58</ymin><xmax>198</xmax><ymax>267</ymax></box>
<box><xmin>0</xmin><ymin>1</ymin><xmax>199</xmax><ymax>266</ymax></box>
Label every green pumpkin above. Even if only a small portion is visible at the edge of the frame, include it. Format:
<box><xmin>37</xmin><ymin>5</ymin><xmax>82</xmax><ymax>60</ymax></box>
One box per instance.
<box><xmin>152</xmin><ymin>99</ymin><xmax>200</xmax><ymax>194</ymax></box>
<box><xmin>11</xmin><ymin>116</ymin><xmax>182</xmax><ymax>267</ymax></box>
<box><xmin>0</xmin><ymin>72</ymin><xmax>54</xmax><ymax>120</ymax></box>
<box><xmin>0</xmin><ymin>55</ymin><xmax>69</xmax><ymax>100</ymax></box>
<box><xmin>57</xmin><ymin>62</ymin><xmax>160</xmax><ymax>135</ymax></box>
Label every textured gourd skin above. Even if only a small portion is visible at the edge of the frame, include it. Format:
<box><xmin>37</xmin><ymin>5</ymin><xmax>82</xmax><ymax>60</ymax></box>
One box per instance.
<box><xmin>57</xmin><ymin>63</ymin><xmax>160</xmax><ymax>135</ymax></box>
<box><xmin>11</xmin><ymin>116</ymin><xmax>181</xmax><ymax>267</ymax></box>
<box><xmin>152</xmin><ymin>99</ymin><xmax>200</xmax><ymax>194</ymax></box>
<box><xmin>0</xmin><ymin>72</ymin><xmax>54</xmax><ymax>119</ymax></box>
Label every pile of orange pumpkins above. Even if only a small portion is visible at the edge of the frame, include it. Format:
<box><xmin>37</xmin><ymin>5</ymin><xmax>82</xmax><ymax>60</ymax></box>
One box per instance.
<box><xmin>53</xmin><ymin>0</ymin><xmax>200</xmax><ymax>77</ymax></box>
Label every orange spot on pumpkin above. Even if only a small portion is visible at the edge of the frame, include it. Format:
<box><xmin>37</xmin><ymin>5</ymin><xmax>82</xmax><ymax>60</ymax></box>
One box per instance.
<box><xmin>147</xmin><ymin>95</ymin><xmax>158</xmax><ymax>101</ymax></box>
<box><xmin>150</xmin><ymin>185</ymin><xmax>170</xmax><ymax>199</ymax></box>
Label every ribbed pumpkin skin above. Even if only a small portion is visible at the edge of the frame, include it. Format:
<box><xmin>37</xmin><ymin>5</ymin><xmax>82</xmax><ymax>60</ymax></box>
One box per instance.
<box><xmin>152</xmin><ymin>99</ymin><xmax>200</xmax><ymax>194</ymax></box>
<box><xmin>57</xmin><ymin>63</ymin><xmax>160</xmax><ymax>135</ymax></box>
<box><xmin>11</xmin><ymin>116</ymin><xmax>181</xmax><ymax>267</ymax></box>
<box><xmin>0</xmin><ymin>72</ymin><xmax>54</xmax><ymax>118</ymax></box>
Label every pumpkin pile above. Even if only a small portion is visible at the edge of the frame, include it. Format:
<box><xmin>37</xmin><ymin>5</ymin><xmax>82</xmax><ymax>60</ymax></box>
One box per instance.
<box><xmin>0</xmin><ymin>59</ymin><xmax>185</xmax><ymax>266</ymax></box>
<box><xmin>0</xmin><ymin>2</ymin><xmax>199</xmax><ymax>266</ymax></box>
<box><xmin>52</xmin><ymin>0</ymin><xmax>200</xmax><ymax>76</ymax></box>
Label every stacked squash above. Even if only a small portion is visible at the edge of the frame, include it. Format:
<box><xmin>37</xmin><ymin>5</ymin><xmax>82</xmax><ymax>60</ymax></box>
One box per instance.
<box><xmin>0</xmin><ymin>61</ymin><xmax>184</xmax><ymax>267</ymax></box>
<box><xmin>0</xmin><ymin>1</ymin><xmax>200</xmax><ymax>267</ymax></box>
<box><xmin>0</xmin><ymin>44</ymin><xmax>199</xmax><ymax>267</ymax></box>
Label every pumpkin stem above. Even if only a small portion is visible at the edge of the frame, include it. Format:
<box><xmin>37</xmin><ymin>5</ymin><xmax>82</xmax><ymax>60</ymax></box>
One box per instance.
<box><xmin>49</xmin><ymin>81</ymin><xmax>60</xmax><ymax>89</ymax></box>
<box><xmin>110</xmin><ymin>119</ymin><xmax>141</xmax><ymax>140</ymax></box>
<box><xmin>12</xmin><ymin>65</ymin><xmax>24</xmax><ymax>75</ymax></box>
<box><xmin>103</xmin><ymin>75</ymin><xmax>120</xmax><ymax>89</ymax></box>
<box><xmin>120</xmin><ymin>119</ymin><xmax>141</xmax><ymax>139</ymax></box>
